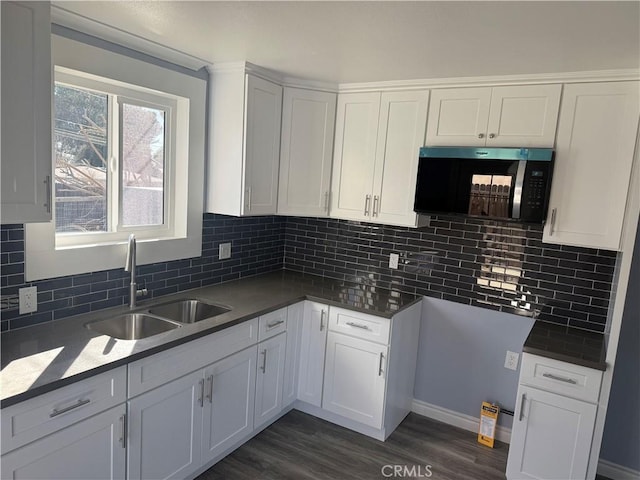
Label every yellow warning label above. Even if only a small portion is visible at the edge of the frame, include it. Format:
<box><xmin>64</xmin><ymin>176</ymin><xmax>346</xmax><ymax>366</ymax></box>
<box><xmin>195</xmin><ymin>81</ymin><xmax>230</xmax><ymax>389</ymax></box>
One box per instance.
<box><xmin>478</xmin><ymin>401</ymin><xmax>500</xmax><ymax>448</ymax></box>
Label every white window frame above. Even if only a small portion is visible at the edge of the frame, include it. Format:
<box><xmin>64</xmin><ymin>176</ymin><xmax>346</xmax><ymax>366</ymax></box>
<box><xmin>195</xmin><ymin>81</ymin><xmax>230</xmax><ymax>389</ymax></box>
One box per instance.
<box><xmin>25</xmin><ymin>34</ymin><xmax>205</xmax><ymax>281</ymax></box>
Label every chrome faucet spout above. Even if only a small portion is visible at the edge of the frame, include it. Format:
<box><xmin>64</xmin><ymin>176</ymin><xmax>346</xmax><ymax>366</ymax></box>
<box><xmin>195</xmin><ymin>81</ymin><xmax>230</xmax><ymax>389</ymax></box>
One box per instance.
<box><xmin>126</xmin><ymin>234</ymin><xmax>138</xmax><ymax>309</ymax></box>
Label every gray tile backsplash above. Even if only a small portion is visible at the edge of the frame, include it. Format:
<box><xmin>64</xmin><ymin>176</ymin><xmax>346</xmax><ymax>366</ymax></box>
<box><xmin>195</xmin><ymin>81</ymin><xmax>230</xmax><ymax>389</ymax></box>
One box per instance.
<box><xmin>1</xmin><ymin>214</ymin><xmax>616</xmax><ymax>333</ymax></box>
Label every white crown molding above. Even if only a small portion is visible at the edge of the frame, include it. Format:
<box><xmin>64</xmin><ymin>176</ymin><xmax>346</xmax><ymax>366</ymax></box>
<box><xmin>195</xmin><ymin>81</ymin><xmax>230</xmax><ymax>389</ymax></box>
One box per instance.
<box><xmin>411</xmin><ymin>399</ymin><xmax>512</xmax><ymax>444</ymax></box>
<box><xmin>339</xmin><ymin>69</ymin><xmax>640</xmax><ymax>93</ymax></box>
<box><xmin>51</xmin><ymin>5</ymin><xmax>209</xmax><ymax>71</ymax></box>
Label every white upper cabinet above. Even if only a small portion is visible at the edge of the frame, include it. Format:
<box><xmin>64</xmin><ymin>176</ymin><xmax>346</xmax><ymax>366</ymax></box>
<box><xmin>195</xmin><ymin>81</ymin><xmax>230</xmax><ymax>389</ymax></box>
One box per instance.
<box><xmin>207</xmin><ymin>66</ymin><xmax>282</xmax><ymax>216</ymax></box>
<box><xmin>543</xmin><ymin>81</ymin><xmax>640</xmax><ymax>250</ymax></box>
<box><xmin>330</xmin><ymin>90</ymin><xmax>429</xmax><ymax>227</ymax></box>
<box><xmin>277</xmin><ymin>87</ymin><xmax>336</xmax><ymax>217</ymax></box>
<box><xmin>1</xmin><ymin>1</ymin><xmax>52</xmax><ymax>223</ymax></box>
<box><xmin>426</xmin><ymin>84</ymin><xmax>561</xmax><ymax>147</ymax></box>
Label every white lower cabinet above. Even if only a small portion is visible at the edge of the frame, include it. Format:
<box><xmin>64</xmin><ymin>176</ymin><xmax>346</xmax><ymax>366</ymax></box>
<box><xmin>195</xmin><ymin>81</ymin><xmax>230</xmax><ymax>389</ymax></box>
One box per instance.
<box><xmin>297</xmin><ymin>301</ymin><xmax>329</xmax><ymax>406</ymax></box>
<box><xmin>322</xmin><ymin>332</ymin><xmax>388</xmax><ymax>428</ymax></box>
<box><xmin>127</xmin><ymin>370</ymin><xmax>203</xmax><ymax>480</ymax></box>
<box><xmin>507</xmin><ymin>385</ymin><xmax>597</xmax><ymax>480</ymax></box>
<box><xmin>254</xmin><ymin>333</ymin><xmax>287</xmax><ymax>429</ymax></box>
<box><xmin>201</xmin><ymin>346</ymin><xmax>257</xmax><ymax>465</ymax></box>
<box><xmin>507</xmin><ymin>353</ymin><xmax>603</xmax><ymax>480</ymax></box>
<box><xmin>1</xmin><ymin>405</ymin><xmax>126</xmax><ymax>480</ymax></box>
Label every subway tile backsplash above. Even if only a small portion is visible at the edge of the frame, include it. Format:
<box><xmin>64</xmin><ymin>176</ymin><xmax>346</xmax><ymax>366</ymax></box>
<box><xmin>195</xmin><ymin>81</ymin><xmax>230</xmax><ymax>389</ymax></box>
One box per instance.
<box><xmin>1</xmin><ymin>214</ymin><xmax>616</xmax><ymax>333</ymax></box>
<box><xmin>0</xmin><ymin>215</ymin><xmax>285</xmax><ymax>331</ymax></box>
<box><xmin>283</xmin><ymin>216</ymin><xmax>616</xmax><ymax>333</ymax></box>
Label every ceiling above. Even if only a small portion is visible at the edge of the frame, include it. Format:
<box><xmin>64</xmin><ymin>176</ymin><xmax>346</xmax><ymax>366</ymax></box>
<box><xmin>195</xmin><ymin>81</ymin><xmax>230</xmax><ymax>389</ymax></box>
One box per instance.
<box><xmin>53</xmin><ymin>1</ymin><xmax>640</xmax><ymax>84</ymax></box>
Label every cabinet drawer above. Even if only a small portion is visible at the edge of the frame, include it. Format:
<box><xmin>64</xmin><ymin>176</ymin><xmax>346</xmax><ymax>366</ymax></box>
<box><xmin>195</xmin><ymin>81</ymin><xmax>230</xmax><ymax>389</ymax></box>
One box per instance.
<box><xmin>328</xmin><ymin>307</ymin><xmax>390</xmax><ymax>344</ymax></box>
<box><xmin>128</xmin><ymin>318</ymin><xmax>259</xmax><ymax>397</ymax></box>
<box><xmin>520</xmin><ymin>353</ymin><xmax>603</xmax><ymax>403</ymax></box>
<box><xmin>258</xmin><ymin>308</ymin><xmax>287</xmax><ymax>341</ymax></box>
<box><xmin>1</xmin><ymin>366</ymin><xmax>126</xmax><ymax>454</ymax></box>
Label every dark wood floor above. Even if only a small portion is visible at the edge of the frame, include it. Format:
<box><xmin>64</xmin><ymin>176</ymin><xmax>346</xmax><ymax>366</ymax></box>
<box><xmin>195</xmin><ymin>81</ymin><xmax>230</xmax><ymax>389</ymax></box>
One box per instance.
<box><xmin>196</xmin><ymin>410</ymin><xmax>510</xmax><ymax>480</ymax></box>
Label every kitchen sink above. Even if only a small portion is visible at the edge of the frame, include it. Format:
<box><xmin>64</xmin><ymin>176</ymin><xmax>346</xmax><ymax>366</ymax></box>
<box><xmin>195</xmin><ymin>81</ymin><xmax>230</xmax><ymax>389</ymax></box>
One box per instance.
<box><xmin>148</xmin><ymin>299</ymin><xmax>231</xmax><ymax>324</ymax></box>
<box><xmin>85</xmin><ymin>313</ymin><xmax>181</xmax><ymax>340</ymax></box>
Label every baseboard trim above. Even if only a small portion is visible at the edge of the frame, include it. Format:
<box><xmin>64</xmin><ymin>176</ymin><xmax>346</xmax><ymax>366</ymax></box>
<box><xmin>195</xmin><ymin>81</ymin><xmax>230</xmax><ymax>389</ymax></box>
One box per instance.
<box><xmin>597</xmin><ymin>459</ymin><xmax>640</xmax><ymax>480</ymax></box>
<box><xmin>411</xmin><ymin>399</ymin><xmax>512</xmax><ymax>444</ymax></box>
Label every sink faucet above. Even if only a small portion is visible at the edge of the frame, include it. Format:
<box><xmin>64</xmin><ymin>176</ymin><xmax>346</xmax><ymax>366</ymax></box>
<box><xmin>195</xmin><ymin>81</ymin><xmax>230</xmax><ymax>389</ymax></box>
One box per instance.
<box><xmin>125</xmin><ymin>234</ymin><xmax>146</xmax><ymax>309</ymax></box>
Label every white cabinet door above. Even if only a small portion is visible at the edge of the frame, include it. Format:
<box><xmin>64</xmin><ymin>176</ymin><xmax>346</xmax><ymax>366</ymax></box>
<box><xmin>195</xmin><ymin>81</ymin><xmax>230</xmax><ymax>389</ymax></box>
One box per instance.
<box><xmin>201</xmin><ymin>346</ymin><xmax>257</xmax><ymax>464</ymax></box>
<box><xmin>486</xmin><ymin>84</ymin><xmax>561</xmax><ymax>147</ymax></box>
<box><xmin>426</xmin><ymin>87</ymin><xmax>491</xmax><ymax>146</ymax></box>
<box><xmin>128</xmin><ymin>370</ymin><xmax>203</xmax><ymax>480</ymax></box>
<box><xmin>254</xmin><ymin>332</ymin><xmax>287</xmax><ymax>429</ymax></box>
<box><xmin>1</xmin><ymin>1</ymin><xmax>52</xmax><ymax>223</ymax></box>
<box><xmin>278</xmin><ymin>87</ymin><xmax>336</xmax><ymax>217</ymax></box>
<box><xmin>283</xmin><ymin>302</ymin><xmax>303</xmax><ymax>407</ymax></box>
<box><xmin>543</xmin><ymin>81</ymin><xmax>640</xmax><ymax>250</ymax></box>
<box><xmin>322</xmin><ymin>332</ymin><xmax>387</xmax><ymax>429</ymax></box>
<box><xmin>330</xmin><ymin>92</ymin><xmax>381</xmax><ymax>221</ymax></box>
<box><xmin>297</xmin><ymin>301</ymin><xmax>329</xmax><ymax>407</ymax></box>
<box><xmin>373</xmin><ymin>90</ymin><xmax>429</xmax><ymax>226</ymax></box>
<box><xmin>243</xmin><ymin>74</ymin><xmax>283</xmax><ymax>216</ymax></box>
<box><xmin>507</xmin><ymin>385</ymin><xmax>597</xmax><ymax>480</ymax></box>
<box><xmin>426</xmin><ymin>85</ymin><xmax>561</xmax><ymax>148</ymax></box>
<box><xmin>1</xmin><ymin>405</ymin><xmax>126</xmax><ymax>480</ymax></box>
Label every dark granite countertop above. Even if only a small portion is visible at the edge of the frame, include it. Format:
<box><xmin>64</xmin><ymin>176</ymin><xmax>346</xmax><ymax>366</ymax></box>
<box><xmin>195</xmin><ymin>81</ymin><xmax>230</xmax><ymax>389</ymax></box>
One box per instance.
<box><xmin>1</xmin><ymin>271</ymin><xmax>420</xmax><ymax>407</ymax></box>
<box><xmin>523</xmin><ymin>320</ymin><xmax>607</xmax><ymax>371</ymax></box>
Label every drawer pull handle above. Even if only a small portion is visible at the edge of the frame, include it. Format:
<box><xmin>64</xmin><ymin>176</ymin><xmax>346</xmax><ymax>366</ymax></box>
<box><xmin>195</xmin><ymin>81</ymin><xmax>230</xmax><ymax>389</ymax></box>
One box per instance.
<box><xmin>320</xmin><ymin>310</ymin><xmax>325</xmax><ymax>331</ymax></box>
<box><xmin>378</xmin><ymin>352</ymin><xmax>384</xmax><ymax>376</ymax></box>
<box><xmin>206</xmin><ymin>375</ymin><xmax>214</xmax><ymax>403</ymax></box>
<box><xmin>198</xmin><ymin>379</ymin><xmax>205</xmax><ymax>407</ymax></box>
<box><xmin>49</xmin><ymin>398</ymin><xmax>91</xmax><ymax>418</ymax></box>
<box><xmin>519</xmin><ymin>393</ymin><xmax>526</xmax><ymax>421</ymax></box>
<box><xmin>119</xmin><ymin>413</ymin><xmax>127</xmax><ymax>449</ymax></box>
<box><xmin>542</xmin><ymin>372</ymin><xmax>577</xmax><ymax>384</ymax></box>
<box><xmin>267</xmin><ymin>320</ymin><xmax>285</xmax><ymax>329</ymax></box>
<box><xmin>346</xmin><ymin>321</ymin><xmax>370</xmax><ymax>330</ymax></box>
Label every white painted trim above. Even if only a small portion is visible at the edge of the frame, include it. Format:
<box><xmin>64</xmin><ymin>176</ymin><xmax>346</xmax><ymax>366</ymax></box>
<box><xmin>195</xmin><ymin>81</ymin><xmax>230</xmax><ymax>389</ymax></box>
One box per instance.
<box><xmin>51</xmin><ymin>5</ymin><xmax>209</xmax><ymax>71</ymax></box>
<box><xmin>339</xmin><ymin>69</ymin><xmax>640</xmax><ymax>93</ymax></box>
<box><xmin>411</xmin><ymin>399</ymin><xmax>512</xmax><ymax>444</ymax></box>
<box><xmin>597</xmin><ymin>459</ymin><xmax>640</xmax><ymax>480</ymax></box>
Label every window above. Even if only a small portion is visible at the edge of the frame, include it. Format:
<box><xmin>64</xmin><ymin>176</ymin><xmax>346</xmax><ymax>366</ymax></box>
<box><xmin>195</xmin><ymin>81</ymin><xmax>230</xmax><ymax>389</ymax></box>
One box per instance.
<box><xmin>53</xmin><ymin>69</ymin><xmax>177</xmax><ymax>248</ymax></box>
<box><xmin>25</xmin><ymin>34</ymin><xmax>206</xmax><ymax>281</ymax></box>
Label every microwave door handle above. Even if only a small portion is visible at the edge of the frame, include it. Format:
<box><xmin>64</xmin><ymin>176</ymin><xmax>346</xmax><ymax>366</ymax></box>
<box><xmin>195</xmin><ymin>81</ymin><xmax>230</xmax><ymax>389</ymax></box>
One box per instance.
<box><xmin>512</xmin><ymin>160</ymin><xmax>527</xmax><ymax>220</ymax></box>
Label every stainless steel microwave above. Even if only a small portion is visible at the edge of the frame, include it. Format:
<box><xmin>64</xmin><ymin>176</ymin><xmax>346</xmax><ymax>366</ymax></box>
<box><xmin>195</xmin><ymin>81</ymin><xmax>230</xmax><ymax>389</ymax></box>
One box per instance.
<box><xmin>414</xmin><ymin>147</ymin><xmax>554</xmax><ymax>223</ymax></box>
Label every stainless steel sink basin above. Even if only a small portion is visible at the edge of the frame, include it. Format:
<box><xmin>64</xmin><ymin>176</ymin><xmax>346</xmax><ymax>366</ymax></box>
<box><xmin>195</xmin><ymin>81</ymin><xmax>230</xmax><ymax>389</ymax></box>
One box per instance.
<box><xmin>85</xmin><ymin>313</ymin><xmax>181</xmax><ymax>340</ymax></box>
<box><xmin>148</xmin><ymin>299</ymin><xmax>231</xmax><ymax>324</ymax></box>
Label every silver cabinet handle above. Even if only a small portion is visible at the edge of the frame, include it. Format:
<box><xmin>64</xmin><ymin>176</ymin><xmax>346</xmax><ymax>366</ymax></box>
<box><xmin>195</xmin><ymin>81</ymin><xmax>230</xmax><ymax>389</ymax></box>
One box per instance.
<box><xmin>206</xmin><ymin>375</ymin><xmax>214</xmax><ymax>403</ymax></box>
<box><xmin>49</xmin><ymin>398</ymin><xmax>90</xmax><ymax>418</ymax></box>
<box><xmin>261</xmin><ymin>349</ymin><xmax>267</xmax><ymax>373</ymax></box>
<box><xmin>477</xmin><ymin>133</ymin><xmax>485</xmax><ymax>139</ymax></box>
<box><xmin>364</xmin><ymin>194</ymin><xmax>371</xmax><ymax>216</ymax></box>
<box><xmin>44</xmin><ymin>175</ymin><xmax>52</xmax><ymax>213</ymax></box>
<box><xmin>549</xmin><ymin>208</ymin><xmax>557</xmax><ymax>235</ymax></box>
<box><xmin>119</xmin><ymin>413</ymin><xmax>127</xmax><ymax>449</ymax></box>
<box><xmin>372</xmin><ymin>195</ymin><xmax>379</xmax><ymax>217</ymax></box>
<box><xmin>378</xmin><ymin>352</ymin><xmax>384</xmax><ymax>376</ymax></box>
<box><xmin>489</xmin><ymin>133</ymin><xmax>496</xmax><ymax>139</ymax></box>
<box><xmin>542</xmin><ymin>372</ymin><xmax>577</xmax><ymax>384</ymax></box>
<box><xmin>245</xmin><ymin>187</ymin><xmax>252</xmax><ymax>211</ymax></box>
<box><xmin>320</xmin><ymin>309</ymin><xmax>325</xmax><ymax>331</ymax></box>
<box><xmin>198</xmin><ymin>378</ymin><xmax>205</xmax><ymax>407</ymax></box>
<box><xmin>324</xmin><ymin>191</ymin><xmax>330</xmax><ymax>212</ymax></box>
<box><xmin>267</xmin><ymin>319</ymin><xmax>285</xmax><ymax>329</ymax></box>
<box><xmin>519</xmin><ymin>393</ymin><xmax>526</xmax><ymax>421</ymax></box>
<box><xmin>346</xmin><ymin>321</ymin><xmax>369</xmax><ymax>330</ymax></box>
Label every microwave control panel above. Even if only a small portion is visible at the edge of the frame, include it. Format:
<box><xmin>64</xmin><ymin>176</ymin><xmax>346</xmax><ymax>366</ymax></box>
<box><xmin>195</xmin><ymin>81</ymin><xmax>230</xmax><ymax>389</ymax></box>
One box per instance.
<box><xmin>520</xmin><ymin>161</ymin><xmax>553</xmax><ymax>223</ymax></box>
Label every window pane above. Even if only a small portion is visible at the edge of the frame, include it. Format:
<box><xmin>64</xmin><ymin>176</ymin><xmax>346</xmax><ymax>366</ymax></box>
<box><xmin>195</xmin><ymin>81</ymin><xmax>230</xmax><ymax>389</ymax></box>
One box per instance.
<box><xmin>54</xmin><ymin>84</ymin><xmax>108</xmax><ymax>233</ymax></box>
<box><xmin>121</xmin><ymin>103</ymin><xmax>165</xmax><ymax>227</ymax></box>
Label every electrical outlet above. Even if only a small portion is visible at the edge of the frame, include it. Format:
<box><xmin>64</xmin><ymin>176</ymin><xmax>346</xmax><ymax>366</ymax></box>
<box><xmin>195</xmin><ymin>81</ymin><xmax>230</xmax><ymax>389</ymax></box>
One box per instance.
<box><xmin>389</xmin><ymin>253</ymin><xmax>399</xmax><ymax>269</ymax></box>
<box><xmin>504</xmin><ymin>350</ymin><xmax>520</xmax><ymax>371</ymax></box>
<box><xmin>219</xmin><ymin>242</ymin><xmax>232</xmax><ymax>260</ymax></box>
<box><xmin>19</xmin><ymin>286</ymin><xmax>38</xmax><ymax>314</ymax></box>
